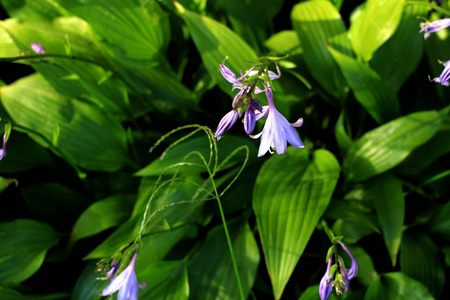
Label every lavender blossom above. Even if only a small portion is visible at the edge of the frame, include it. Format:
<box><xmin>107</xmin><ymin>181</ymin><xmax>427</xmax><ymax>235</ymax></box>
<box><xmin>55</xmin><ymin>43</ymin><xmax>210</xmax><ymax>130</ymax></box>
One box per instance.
<box><xmin>337</xmin><ymin>241</ymin><xmax>358</xmax><ymax>279</ymax></box>
<box><xmin>215</xmin><ymin>110</ymin><xmax>239</xmax><ymax>139</ymax></box>
<box><xmin>30</xmin><ymin>43</ymin><xmax>46</xmax><ymax>54</ymax></box>
<box><xmin>0</xmin><ymin>132</ymin><xmax>7</xmax><ymax>160</ymax></box>
<box><xmin>106</xmin><ymin>260</ymin><xmax>120</xmax><ymax>281</ymax></box>
<box><xmin>432</xmin><ymin>60</ymin><xmax>450</xmax><ymax>86</ymax></box>
<box><xmin>319</xmin><ymin>252</ymin><xmax>333</xmax><ymax>300</ymax></box>
<box><xmin>420</xmin><ymin>18</ymin><xmax>450</xmax><ymax>39</ymax></box>
<box><xmin>251</xmin><ymin>85</ymin><xmax>304</xmax><ymax>156</ymax></box>
<box><xmin>100</xmin><ymin>252</ymin><xmax>146</xmax><ymax>300</ymax></box>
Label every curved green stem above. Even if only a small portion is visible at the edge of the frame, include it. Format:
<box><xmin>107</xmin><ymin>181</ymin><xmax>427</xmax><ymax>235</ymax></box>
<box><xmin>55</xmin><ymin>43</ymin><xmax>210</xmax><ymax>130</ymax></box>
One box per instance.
<box><xmin>207</xmin><ymin>167</ymin><xmax>245</xmax><ymax>300</ymax></box>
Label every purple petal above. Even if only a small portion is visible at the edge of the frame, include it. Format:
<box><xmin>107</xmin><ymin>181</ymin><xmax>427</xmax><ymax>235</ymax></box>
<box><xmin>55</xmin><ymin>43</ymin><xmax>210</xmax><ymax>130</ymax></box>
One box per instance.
<box><xmin>244</xmin><ymin>106</ymin><xmax>256</xmax><ymax>134</ymax></box>
<box><xmin>255</xmin><ymin>106</ymin><xmax>269</xmax><ymax>121</ymax></box>
<box><xmin>337</xmin><ymin>241</ymin><xmax>358</xmax><ymax>280</ymax></box>
<box><xmin>215</xmin><ymin>110</ymin><xmax>239</xmax><ymax>139</ymax></box>
<box><xmin>319</xmin><ymin>254</ymin><xmax>333</xmax><ymax>300</ymax></box>
<box><xmin>420</xmin><ymin>18</ymin><xmax>450</xmax><ymax>39</ymax></box>
<box><xmin>219</xmin><ymin>62</ymin><xmax>239</xmax><ymax>84</ymax></box>
<box><xmin>433</xmin><ymin>60</ymin><xmax>450</xmax><ymax>86</ymax></box>
<box><xmin>0</xmin><ymin>132</ymin><xmax>6</xmax><ymax>160</ymax></box>
<box><xmin>30</xmin><ymin>43</ymin><xmax>46</xmax><ymax>54</ymax></box>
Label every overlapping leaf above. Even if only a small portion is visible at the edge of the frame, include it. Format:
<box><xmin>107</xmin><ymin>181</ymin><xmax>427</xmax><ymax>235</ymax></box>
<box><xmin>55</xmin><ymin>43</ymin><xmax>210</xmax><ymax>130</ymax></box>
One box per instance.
<box><xmin>253</xmin><ymin>148</ymin><xmax>340</xmax><ymax>299</ymax></box>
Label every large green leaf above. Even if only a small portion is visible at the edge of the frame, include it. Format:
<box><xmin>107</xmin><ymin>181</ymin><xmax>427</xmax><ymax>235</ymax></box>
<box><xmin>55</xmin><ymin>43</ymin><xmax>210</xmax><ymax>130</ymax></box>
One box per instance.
<box><xmin>428</xmin><ymin>201</ymin><xmax>450</xmax><ymax>241</ymax></box>
<box><xmin>138</xmin><ymin>261</ymin><xmax>189</xmax><ymax>300</ymax></box>
<box><xmin>367</xmin><ymin>173</ymin><xmax>404</xmax><ymax>266</ymax></box>
<box><xmin>400</xmin><ymin>233</ymin><xmax>444</xmax><ymax>298</ymax></box>
<box><xmin>343</xmin><ymin>107</ymin><xmax>449</xmax><ymax>182</ymax></box>
<box><xmin>364</xmin><ymin>272</ymin><xmax>434</xmax><ymax>300</ymax></box>
<box><xmin>291</xmin><ymin>0</ymin><xmax>351</xmax><ymax>101</ymax></box>
<box><xmin>371</xmin><ymin>3</ymin><xmax>429</xmax><ymax>92</ymax></box>
<box><xmin>0</xmin><ymin>74</ymin><xmax>130</xmax><ymax>172</ymax></box>
<box><xmin>72</xmin><ymin>261</ymin><xmax>105</xmax><ymax>300</ymax></box>
<box><xmin>349</xmin><ymin>245</ymin><xmax>378</xmax><ymax>287</ymax></box>
<box><xmin>175</xmin><ymin>2</ymin><xmax>257</xmax><ymax>95</ymax></box>
<box><xmin>70</xmin><ymin>194</ymin><xmax>135</xmax><ymax>245</ymax></box>
<box><xmin>253</xmin><ymin>148</ymin><xmax>340</xmax><ymax>299</ymax></box>
<box><xmin>188</xmin><ymin>220</ymin><xmax>259</xmax><ymax>300</ymax></box>
<box><xmin>56</xmin><ymin>0</ymin><xmax>170</xmax><ymax>65</ymax></box>
<box><xmin>329</xmin><ymin>47</ymin><xmax>400</xmax><ymax>124</ymax></box>
<box><xmin>0</xmin><ymin>219</ymin><xmax>59</xmax><ymax>283</ymax></box>
<box><xmin>0</xmin><ymin>0</ymin><xmax>66</xmax><ymax>19</ymax></box>
<box><xmin>349</xmin><ymin>0</ymin><xmax>405</xmax><ymax>62</ymax></box>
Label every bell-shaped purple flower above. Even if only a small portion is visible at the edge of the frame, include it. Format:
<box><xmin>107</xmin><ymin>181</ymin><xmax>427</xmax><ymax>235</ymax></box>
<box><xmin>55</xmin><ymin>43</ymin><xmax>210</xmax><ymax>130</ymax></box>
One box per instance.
<box><xmin>432</xmin><ymin>60</ymin><xmax>450</xmax><ymax>86</ymax></box>
<box><xmin>337</xmin><ymin>241</ymin><xmax>358</xmax><ymax>280</ymax></box>
<box><xmin>30</xmin><ymin>43</ymin><xmax>46</xmax><ymax>54</ymax></box>
<box><xmin>251</xmin><ymin>85</ymin><xmax>304</xmax><ymax>156</ymax></box>
<box><xmin>100</xmin><ymin>252</ymin><xmax>146</xmax><ymax>300</ymax></box>
<box><xmin>244</xmin><ymin>106</ymin><xmax>256</xmax><ymax>134</ymax></box>
<box><xmin>0</xmin><ymin>132</ymin><xmax>7</xmax><ymax>160</ymax></box>
<box><xmin>106</xmin><ymin>260</ymin><xmax>120</xmax><ymax>281</ymax></box>
<box><xmin>319</xmin><ymin>253</ymin><xmax>333</xmax><ymax>300</ymax></box>
<box><xmin>420</xmin><ymin>18</ymin><xmax>450</xmax><ymax>39</ymax></box>
<box><xmin>215</xmin><ymin>110</ymin><xmax>239</xmax><ymax>140</ymax></box>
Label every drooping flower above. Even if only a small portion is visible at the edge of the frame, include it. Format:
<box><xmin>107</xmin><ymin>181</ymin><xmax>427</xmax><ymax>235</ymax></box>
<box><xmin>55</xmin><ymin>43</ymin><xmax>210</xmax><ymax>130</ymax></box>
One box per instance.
<box><xmin>0</xmin><ymin>132</ymin><xmax>7</xmax><ymax>160</ymax></box>
<box><xmin>319</xmin><ymin>241</ymin><xmax>358</xmax><ymax>300</ymax></box>
<box><xmin>100</xmin><ymin>252</ymin><xmax>146</xmax><ymax>300</ymax></box>
<box><xmin>420</xmin><ymin>18</ymin><xmax>450</xmax><ymax>39</ymax></box>
<box><xmin>30</xmin><ymin>43</ymin><xmax>46</xmax><ymax>54</ymax></box>
<box><xmin>106</xmin><ymin>260</ymin><xmax>120</xmax><ymax>281</ymax></box>
<box><xmin>432</xmin><ymin>60</ymin><xmax>450</xmax><ymax>86</ymax></box>
<box><xmin>251</xmin><ymin>85</ymin><xmax>304</xmax><ymax>156</ymax></box>
<box><xmin>319</xmin><ymin>251</ymin><xmax>333</xmax><ymax>300</ymax></box>
<box><xmin>215</xmin><ymin>110</ymin><xmax>239</xmax><ymax>140</ymax></box>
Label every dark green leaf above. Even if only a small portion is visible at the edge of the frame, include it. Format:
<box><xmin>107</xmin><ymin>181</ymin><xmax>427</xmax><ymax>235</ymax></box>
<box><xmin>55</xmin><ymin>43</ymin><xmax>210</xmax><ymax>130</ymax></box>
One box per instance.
<box><xmin>343</xmin><ymin>107</ymin><xmax>449</xmax><ymax>182</ymax></box>
<box><xmin>291</xmin><ymin>0</ymin><xmax>351</xmax><ymax>100</ymax></box>
<box><xmin>349</xmin><ymin>245</ymin><xmax>378</xmax><ymax>287</ymax></box>
<box><xmin>367</xmin><ymin>173</ymin><xmax>404</xmax><ymax>266</ymax></box>
<box><xmin>0</xmin><ymin>219</ymin><xmax>59</xmax><ymax>283</ymax></box>
<box><xmin>72</xmin><ymin>261</ymin><xmax>105</xmax><ymax>300</ymax></box>
<box><xmin>400</xmin><ymin>233</ymin><xmax>444</xmax><ymax>298</ymax></box>
<box><xmin>329</xmin><ymin>47</ymin><xmax>400</xmax><ymax>124</ymax></box>
<box><xmin>253</xmin><ymin>148</ymin><xmax>340</xmax><ymax>299</ymax></box>
<box><xmin>188</xmin><ymin>220</ymin><xmax>259</xmax><ymax>300</ymax></box>
<box><xmin>364</xmin><ymin>272</ymin><xmax>434</xmax><ymax>300</ymax></box>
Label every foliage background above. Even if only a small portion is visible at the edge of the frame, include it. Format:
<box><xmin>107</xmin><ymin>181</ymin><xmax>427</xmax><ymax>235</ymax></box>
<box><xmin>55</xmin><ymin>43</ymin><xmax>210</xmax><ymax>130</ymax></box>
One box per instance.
<box><xmin>0</xmin><ymin>0</ymin><xmax>449</xmax><ymax>299</ymax></box>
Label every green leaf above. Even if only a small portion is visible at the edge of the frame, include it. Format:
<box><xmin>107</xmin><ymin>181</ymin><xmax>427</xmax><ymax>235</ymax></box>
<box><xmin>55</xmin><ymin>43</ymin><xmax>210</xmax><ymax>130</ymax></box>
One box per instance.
<box><xmin>328</xmin><ymin>47</ymin><xmax>400</xmax><ymax>124</ymax></box>
<box><xmin>253</xmin><ymin>148</ymin><xmax>340</xmax><ymax>299</ymax></box>
<box><xmin>428</xmin><ymin>201</ymin><xmax>450</xmax><ymax>241</ymax></box>
<box><xmin>367</xmin><ymin>173</ymin><xmax>404</xmax><ymax>266</ymax></box>
<box><xmin>0</xmin><ymin>0</ymin><xmax>66</xmax><ymax>19</ymax></box>
<box><xmin>70</xmin><ymin>195</ymin><xmax>136</xmax><ymax>245</ymax></box>
<box><xmin>332</xmin><ymin>219</ymin><xmax>375</xmax><ymax>244</ymax></box>
<box><xmin>0</xmin><ymin>219</ymin><xmax>59</xmax><ymax>283</ymax></box>
<box><xmin>188</xmin><ymin>220</ymin><xmax>259</xmax><ymax>300</ymax></box>
<box><xmin>138</xmin><ymin>261</ymin><xmax>189</xmax><ymax>300</ymax></box>
<box><xmin>291</xmin><ymin>0</ymin><xmax>351</xmax><ymax>100</ymax></box>
<box><xmin>349</xmin><ymin>0</ymin><xmax>406</xmax><ymax>62</ymax></box>
<box><xmin>364</xmin><ymin>272</ymin><xmax>434</xmax><ymax>300</ymax></box>
<box><xmin>349</xmin><ymin>245</ymin><xmax>378</xmax><ymax>287</ymax></box>
<box><xmin>334</xmin><ymin>111</ymin><xmax>353</xmax><ymax>157</ymax></box>
<box><xmin>72</xmin><ymin>261</ymin><xmax>105</xmax><ymax>300</ymax></box>
<box><xmin>56</xmin><ymin>0</ymin><xmax>169</xmax><ymax>65</ymax></box>
<box><xmin>175</xmin><ymin>2</ymin><xmax>258</xmax><ymax>95</ymax></box>
<box><xmin>400</xmin><ymin>233</ymin><xmax>445</xmax><ymax>298</ymax></box>
<box><xmin>343</xmin><ymin>107</ymin><xmax>450</xmax><ymax>182</ymax></box>
<box><xmin>0</xmin><ymin>74</ymin><xmax>130</xmax><ymax>172</ymax></box>
<box><xmin>371</xmin><ymin>3</ymin><xmax>429</xmax><ymax>92</ymax></box>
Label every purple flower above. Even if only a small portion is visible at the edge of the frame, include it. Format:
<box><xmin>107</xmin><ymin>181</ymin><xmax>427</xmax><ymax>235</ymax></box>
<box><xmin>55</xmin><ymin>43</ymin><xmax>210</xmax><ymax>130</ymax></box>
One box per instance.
<box><xmin>420</xmin><ymin>18</ymin><xmax>450</xmax><ymax>39</ymax></box>
<box><xmin>319</xmin><ymin>252</ymin><xmax>333</xmax><ymax>300</ymax></box>
<box><xmin>30</xmin><ymin>43</ymin><xmax>46</xmax><ymax>54</ymax></box>
<box><xmin>215</xmin><ymin>110</ymin><xmax>239</xmax><ymax>139</ymax></box>
<box><xmin>432</xmin><ymin>60</ymin><xmax>450</xmax><ymax>86</ymax></box>
<box><xmin>337</xmin><ymin>241</ymin><xmax>358</xmax><ymax>279</ymax></box>
<box><xmin>0</xmin><ymin>132</ymin><xmax>7</xmax><ymax>160</ymax></box>
<box><xmin>100</xmin><ymin>252</ymin><xmax>146</xmax><ymax>300</ymax></box>
<box><xmin>106</xmin><ymin>260</ymin><xmax>120</xmax><ymax>280</ymax></box>
<box><xmin>251</xmin><ymin>85</ymin><xmax>304</xmax><ymax>156</ymax></box>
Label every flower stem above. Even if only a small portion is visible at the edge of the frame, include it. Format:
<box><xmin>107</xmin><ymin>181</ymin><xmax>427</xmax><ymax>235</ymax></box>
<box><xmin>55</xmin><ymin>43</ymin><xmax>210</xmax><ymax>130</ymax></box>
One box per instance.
<box><xmin>208</xmin><ymin>168</ymin><xmax>245</xmax><ymax>300</ymax></box>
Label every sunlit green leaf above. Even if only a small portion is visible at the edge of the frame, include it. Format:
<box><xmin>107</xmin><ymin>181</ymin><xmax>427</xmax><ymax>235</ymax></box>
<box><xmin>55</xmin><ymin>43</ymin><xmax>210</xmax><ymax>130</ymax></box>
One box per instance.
<box><xmin>291</xmin><ymin>0</ymin><xmax>351</xmax><ymax>101</ymax></box>
<box><xmin>0</xmin><ymin>219</ymin><xmax>59</xmax><ymax>283</ymax></box>
<box><xmin>253</xmin><ymin>148</ymin><xmax>340</xmax><ymax>299</ymax></box>
<box><xmin>329</xmin><ymin>47</ymin><xmax>400</xmax><ymax>124</ymax></box>
<box><xmin>175</xmin><ymin>2</ymin><xmax>257</xmax><ymax>95</ymax></box>
<box><xmin>349</xmin><ymin>0</ymin><xmax>405</xmax><ymax>62</ymax></box>
<box><xmin>0</xmin><ymin>74</ymin><xmax>130</xmax><ymax>171</ymax></box>
<box><xmin>343</xmin><ymin>107</ymin><xmax>449</xmax><ymax>182</ymax></box>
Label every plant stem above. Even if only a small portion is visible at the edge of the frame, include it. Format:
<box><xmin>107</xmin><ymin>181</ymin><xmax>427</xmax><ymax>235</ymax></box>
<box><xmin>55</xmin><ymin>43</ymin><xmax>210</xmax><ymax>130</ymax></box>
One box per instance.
<box><xmin>208</xmin><ymin>168</ymin><xmax>246</xmax><ymax>300</ymax></box>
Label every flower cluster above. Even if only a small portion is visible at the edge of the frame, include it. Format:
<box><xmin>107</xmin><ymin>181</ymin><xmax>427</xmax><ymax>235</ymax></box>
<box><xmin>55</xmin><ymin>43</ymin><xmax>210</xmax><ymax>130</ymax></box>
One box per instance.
<box><xmin>420</xmin><ymin>17</ymin><xmax>450</xmax><ymax>86</ymax></box>
<box><xmin>215</xmin><ymin>58</ymin><xmax>304</xmax><ymax>156</ymax></box>
<box><xmin>319</xmin><ymin>241</ymin><xmax>358</xmax><ymax>300</ymax></box>
<box><xmin>99</xmin><ymin>252</ymin><xmax>146</xmax><ymax>300</ymax></box>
